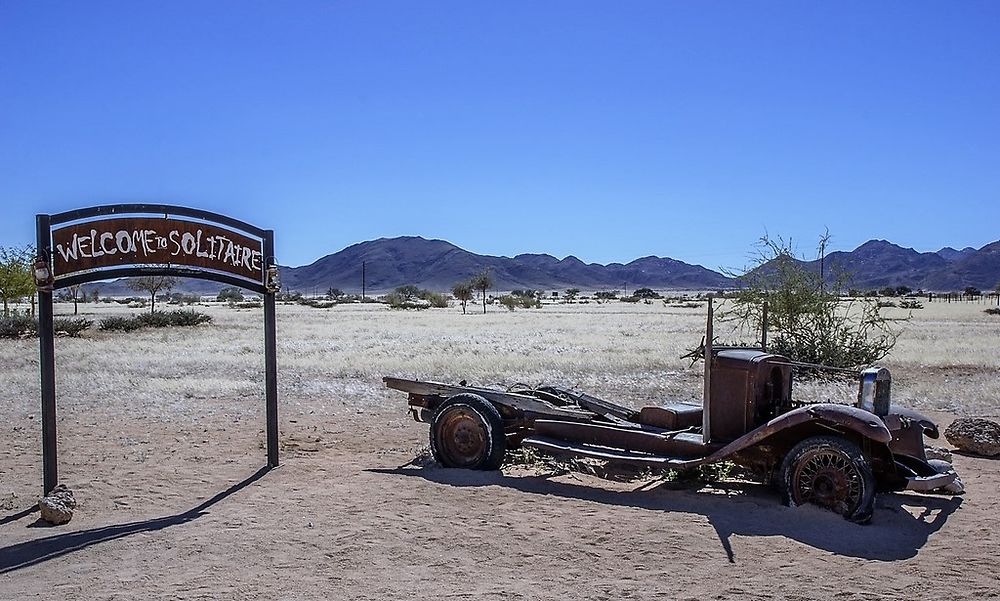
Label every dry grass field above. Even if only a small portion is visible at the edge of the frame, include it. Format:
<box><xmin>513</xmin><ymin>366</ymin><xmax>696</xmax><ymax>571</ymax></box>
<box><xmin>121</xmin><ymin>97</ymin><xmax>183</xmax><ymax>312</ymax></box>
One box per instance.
<box><xmin>2</xmin><ymin>298</ymin><xmax>999</xmax><ymax>600</ymax></box>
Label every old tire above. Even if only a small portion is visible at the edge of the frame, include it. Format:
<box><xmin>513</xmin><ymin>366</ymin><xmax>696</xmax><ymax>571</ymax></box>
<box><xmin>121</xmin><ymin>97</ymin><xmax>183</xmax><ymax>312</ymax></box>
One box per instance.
<box><xmin>430</xmin><ymin>393</ymin><xmax>506</xmax><ymax>470</ymax></box>
<box><xmin>781</xmin><ymin>436</ymin><xmax>876</xmax><ymax>524</ymax></box>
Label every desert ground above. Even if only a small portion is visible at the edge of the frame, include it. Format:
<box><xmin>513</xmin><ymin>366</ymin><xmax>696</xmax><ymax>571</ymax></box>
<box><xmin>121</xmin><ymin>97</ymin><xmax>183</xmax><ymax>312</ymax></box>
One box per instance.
<box><xmin>1</xmin><ymin>297</ymin><xmax>999</xmax><ymax>600</ymax></box>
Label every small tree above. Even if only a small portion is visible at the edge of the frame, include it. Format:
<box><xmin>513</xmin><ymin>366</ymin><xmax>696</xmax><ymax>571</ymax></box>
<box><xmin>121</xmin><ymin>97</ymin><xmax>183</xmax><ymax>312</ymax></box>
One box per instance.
<box><xmin>564</xmin><ymin>288</ymin><xmax>580</xmax><ymax>303</ymax></box>
<box><xmin>127</xmin><ymin>276</ymin><xmax>178</xmax><ymax>313</ymax></box>
<box><xmin>0</xmin><ymin>245</ymin><xmax>35</xmax><ymax>318</ymax></box>
<box><xmin>90</xmin><ymin>288</ymin><xmax>101</xmax><ymax>302</ymax></box>
<box><xmin>633</xmin><ymin>287</ymin><xmax>660</xmax><ymax>299</ymax></box>
<box><xmin>452</xmin><ymin>282</ymin><xmax>474</xmax><ymax>314</ymax></box>
<box><xmin>326</xmin><ymin>287</ymin><xmax>344</xmax><ymax>299</ymax></box>
<box><xmin>68</xmin><ymin>284</ymin><xmax>82</xmax><ymax>315</ymax></box>
<box><xmin>471</xmin><ymin>270</ymin><xmax>494</xmax><ymax>314</ymax></box>
<box><xmin>721</xmin><ymin>234</ymin><xmax>903</xmax><ymax>368</ymax></box>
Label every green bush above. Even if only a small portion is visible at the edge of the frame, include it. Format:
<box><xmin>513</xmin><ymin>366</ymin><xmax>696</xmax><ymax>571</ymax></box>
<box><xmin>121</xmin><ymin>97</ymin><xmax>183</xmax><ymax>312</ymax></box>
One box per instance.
<box><xmin>422</xmin><ymin>291</ymin><xmax>449</xmax><ymax>308</ymax></box>
<box><xmin>386</xmin><ymin>285</ymin><xmax>448</xmax><ymax>309</ymax></box>
<box><xmin>385</xmin><ymin>291</ymin><xmax>428</xmax><ymax>310</ymax></box>
<box><xmin>165</xmin><ymin>310</ymin><xmax>212</xmax><ymax>327</ymax></box>
<box><xmin>899</xmin><ymin>300</ymin><xmax>923</xmax><ymax>310</ymax></box>
<box><xmin>1</xmin><ymin>316</ymin><xmax>91</xmax><ymax>338</ymax></box>
<box><xmin>99</xmin><ymin>315</ymin><xmax>143</xmax><ymax>332</ymax></box>
<box><xmin>53</xmin><ymin>317</ymin><xmax>93</xmax><ymax>337</ymax></box>
<box><xmin>100</xmin><ymin>310</ymin><xmax>211</xmax><ymax>332</ymax></box>
<box><xmin>632</xmin><ymin>288</ymin><xmax>661</xmax><ymax>299</ymax></box>
<box><xmin>217</xmin><ymin>287</ymin><xmax>244</xmax><ymax>303</ymax></box>
<box><xmin>136</xmin><ymin>312</ymin><xmax>174</xmax><ymax>328</ymax></box>
<box><xmin>499</xmin><ymin>295</ymin><xmax>518</xmax><ymax>311</ymax></box>
<box><xmin>0</xmin><ymin>314</ymin><xmax>37</xmax><ymax>338</ymax></box>
<box><xmin>299</xmin><ymin>299</ymin><xmax>337</xmax><ymax>309</ymax></box>
<box><xmin>985</xmin><ymin>308</ymin><xmax>1000</xmax><ymax>316</ymax></box>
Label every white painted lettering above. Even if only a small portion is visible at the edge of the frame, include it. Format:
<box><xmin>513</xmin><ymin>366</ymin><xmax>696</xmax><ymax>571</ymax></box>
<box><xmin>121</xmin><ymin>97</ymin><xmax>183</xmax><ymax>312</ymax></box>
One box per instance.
<box><xmin>99</xmin><ymin>232</ymin><xmax>116</xmax><ymax>255</ymax></box>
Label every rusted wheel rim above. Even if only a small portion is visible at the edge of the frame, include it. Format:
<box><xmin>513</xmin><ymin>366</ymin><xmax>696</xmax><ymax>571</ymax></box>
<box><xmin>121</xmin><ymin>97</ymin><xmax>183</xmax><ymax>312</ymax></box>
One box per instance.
<box><xmin>438</xmin><ymin>408</ymin><xmax>488</xmax><ymax>467</ymax></box>
<box><xmin>791</xmin><ymin>449</ymin><xmax>862</xmax><ymax>515</ymax></box>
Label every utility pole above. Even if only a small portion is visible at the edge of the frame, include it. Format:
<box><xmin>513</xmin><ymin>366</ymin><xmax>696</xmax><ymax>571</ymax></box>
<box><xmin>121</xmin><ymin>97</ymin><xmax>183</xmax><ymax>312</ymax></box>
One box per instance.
<box><xmin>362</xmin><ymin>261</ymin><xmax>366</xmax><ymax>300</ymax></box>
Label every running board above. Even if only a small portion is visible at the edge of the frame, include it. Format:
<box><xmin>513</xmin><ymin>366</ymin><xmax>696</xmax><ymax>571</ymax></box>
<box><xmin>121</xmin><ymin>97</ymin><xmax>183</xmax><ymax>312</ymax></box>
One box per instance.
<box><xmin>521</xmin><ymin>436</ymin><xmax>703</xmax><ymax>468</ymax></box>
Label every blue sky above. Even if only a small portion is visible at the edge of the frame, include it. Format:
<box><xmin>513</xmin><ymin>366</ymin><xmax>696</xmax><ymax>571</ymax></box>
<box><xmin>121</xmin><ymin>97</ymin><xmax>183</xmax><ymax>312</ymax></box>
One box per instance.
<box><xmin>2</xmin><ymin>2</ymin><xmax>998</xmax><ymax>272</ymax></box>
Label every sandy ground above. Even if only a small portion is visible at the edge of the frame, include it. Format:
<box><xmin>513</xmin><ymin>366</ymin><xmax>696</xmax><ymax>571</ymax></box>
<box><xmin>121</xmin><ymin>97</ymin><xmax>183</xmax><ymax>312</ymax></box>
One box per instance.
<box><xmin>2</xmin><ymin>301</ymin><xmax>999</xmax><ymax>600</ymax></box>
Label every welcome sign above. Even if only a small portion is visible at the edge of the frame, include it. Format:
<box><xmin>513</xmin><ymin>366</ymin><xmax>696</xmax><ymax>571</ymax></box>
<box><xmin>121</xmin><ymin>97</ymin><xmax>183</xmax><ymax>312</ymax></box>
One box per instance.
<box><xmin>35</xmin><ymin>204</ymin><xmax>280</xmax><ymax>495</ymax></box>
<box><xmin>51</xmin><ymin>216</ymin><xmax>265</xmax><ymax>285</ymax></box>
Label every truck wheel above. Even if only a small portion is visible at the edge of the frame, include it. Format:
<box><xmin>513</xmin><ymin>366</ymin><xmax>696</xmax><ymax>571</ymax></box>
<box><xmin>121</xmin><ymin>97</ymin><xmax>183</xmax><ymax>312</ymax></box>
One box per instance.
<box><xmin>780</xmin><ymin>436</ymin><xmax>876</xmax><ymax>524</ymax></box>
<box><xmin>430</xmin><ymin>393</ymin><xmax>506</xmax><ymax>470</ymax></box>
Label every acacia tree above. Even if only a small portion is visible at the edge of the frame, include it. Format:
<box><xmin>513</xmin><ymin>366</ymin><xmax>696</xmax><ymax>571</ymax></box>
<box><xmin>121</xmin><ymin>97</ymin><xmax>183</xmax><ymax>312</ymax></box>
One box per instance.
<box><xmin>470</xmin><ymin>269</ymin><xmax>494</xmax><ymax>314</ymax></box>
<box><xmin>720</xmin><ymin>234</ymin><xmax>903</xmax><ymax>368</ymax></box>
<box><xmin>452</xmin><ymin>282</ymin><xmax>474</xmax><ymax>314</ymax></box>
<box><xmin>127</xmin><ymin>275</ymin><xmax>178</xmax><ymax>314</ymax></box>
<box><xmin>0</xmin><ymin>245</ymin><xmax>35</xmax><ymax>318</ymax></box>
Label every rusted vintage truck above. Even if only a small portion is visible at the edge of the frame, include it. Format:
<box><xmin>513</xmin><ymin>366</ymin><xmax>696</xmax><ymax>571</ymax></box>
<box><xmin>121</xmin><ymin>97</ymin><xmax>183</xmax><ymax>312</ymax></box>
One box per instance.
<box><xmin>383</xmin><ymin>300</ymin><xmax>961</xmax><ymax>523</ymax></box>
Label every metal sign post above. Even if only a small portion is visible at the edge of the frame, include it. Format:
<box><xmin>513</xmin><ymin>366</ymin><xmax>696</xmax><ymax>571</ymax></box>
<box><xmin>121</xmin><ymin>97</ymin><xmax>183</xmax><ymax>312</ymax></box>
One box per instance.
<box><xmin>35</xmin><ymin>204</ymin><xmax>280</xmax><ymax>494</ymax></box>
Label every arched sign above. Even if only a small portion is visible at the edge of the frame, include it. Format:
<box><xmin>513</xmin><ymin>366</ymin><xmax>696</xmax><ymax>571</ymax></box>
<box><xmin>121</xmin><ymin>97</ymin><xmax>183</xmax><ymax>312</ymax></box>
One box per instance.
<box><xmin>35</xmin><ymin>204</ymin><xmax>280</xmax><ymax>494</ymax></box>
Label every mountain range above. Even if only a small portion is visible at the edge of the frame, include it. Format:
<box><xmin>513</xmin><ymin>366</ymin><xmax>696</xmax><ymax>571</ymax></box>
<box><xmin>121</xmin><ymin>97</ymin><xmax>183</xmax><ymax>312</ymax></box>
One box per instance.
<box><xmin>82</xmin><ymin>236</ymin><xmax>1000</xmax><ymax>296</ymax></box>
<box><xmin>280</xmin><ymin>236</ymin><xmax>732</xmax><ymax>293</ymax></box>
<box><xmin>794</xmin><ymin>239</ymin><xmax>1000</xmax><ymax>291</ymax></box>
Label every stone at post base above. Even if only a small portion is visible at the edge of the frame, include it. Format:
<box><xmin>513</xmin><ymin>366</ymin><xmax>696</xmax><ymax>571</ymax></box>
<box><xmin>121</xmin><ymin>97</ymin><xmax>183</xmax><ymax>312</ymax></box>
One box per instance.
<box><xmin>945</xmin><ymin>418</ymin><xmax>1000</xmax><ymax>457</ymax></box>
<box><xmin>38</xmin><ymin>484</ymin><xmax>76</xmax><ymax>525</ymax></box>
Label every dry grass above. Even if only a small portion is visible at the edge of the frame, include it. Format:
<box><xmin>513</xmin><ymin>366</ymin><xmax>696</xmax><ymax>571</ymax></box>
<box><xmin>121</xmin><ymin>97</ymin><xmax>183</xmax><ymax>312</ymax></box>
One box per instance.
<box><xmin>2</xmin><ymin>296</ymin><xmax>997</xmax><ymax>429</ymax></box>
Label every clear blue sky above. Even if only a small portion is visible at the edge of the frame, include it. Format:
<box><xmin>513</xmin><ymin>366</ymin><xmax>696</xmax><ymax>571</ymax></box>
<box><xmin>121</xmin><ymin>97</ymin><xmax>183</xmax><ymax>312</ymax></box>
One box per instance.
<box><xmin>2</xmin><ymin>1</ymin><xmax>998</xmax><ymax>272</ymax></box>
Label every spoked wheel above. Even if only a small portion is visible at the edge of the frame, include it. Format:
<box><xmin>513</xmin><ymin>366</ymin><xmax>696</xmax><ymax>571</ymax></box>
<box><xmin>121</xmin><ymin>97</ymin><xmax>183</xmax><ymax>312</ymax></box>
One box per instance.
<box><xmin>781</xmin><ymin>436</ymin><xmax>876</xmax><ymax>523</ymax></box>
<box><xmin>430</xmin><ymin>393</ymin><xmax>506</xmax><ymax>470</ymax></box>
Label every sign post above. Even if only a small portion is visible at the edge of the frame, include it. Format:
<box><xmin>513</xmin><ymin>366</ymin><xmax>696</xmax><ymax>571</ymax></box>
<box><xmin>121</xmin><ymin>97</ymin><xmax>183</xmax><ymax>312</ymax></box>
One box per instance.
<box><xmin>35</xmin><ymin>204</ymin><xmax>279</xmax><ymax>494</ymax></box>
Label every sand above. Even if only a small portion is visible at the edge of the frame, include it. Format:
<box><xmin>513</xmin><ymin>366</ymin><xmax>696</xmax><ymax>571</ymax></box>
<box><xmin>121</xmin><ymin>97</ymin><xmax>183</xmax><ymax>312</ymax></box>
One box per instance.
<box><xmin>2</xmin><ymin>301</ymin><xmax>999</xmax><ymax>599</ymax></box>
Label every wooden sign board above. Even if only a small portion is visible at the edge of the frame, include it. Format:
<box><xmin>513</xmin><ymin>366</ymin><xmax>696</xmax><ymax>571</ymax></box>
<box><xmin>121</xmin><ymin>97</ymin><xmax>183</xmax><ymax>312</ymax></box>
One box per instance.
<box><xmin>51</xmin><ymin>217</ymin><xmax>264</xmax><ymax>285</ymax></box>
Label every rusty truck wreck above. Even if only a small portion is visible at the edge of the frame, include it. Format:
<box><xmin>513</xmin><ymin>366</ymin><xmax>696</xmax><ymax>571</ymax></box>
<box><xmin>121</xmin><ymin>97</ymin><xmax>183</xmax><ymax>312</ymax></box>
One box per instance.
<box><xmin>384</xmin><ymin>300</ymin><xmax>962</xmax><ymax>523</ymax></box>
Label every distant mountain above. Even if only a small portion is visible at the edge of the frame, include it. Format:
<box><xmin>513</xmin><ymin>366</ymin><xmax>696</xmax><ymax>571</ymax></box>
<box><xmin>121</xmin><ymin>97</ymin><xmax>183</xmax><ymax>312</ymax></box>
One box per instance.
<box><xmin>821</xmin><ymin>240</ymin><xmax>950</xmax><ymax>289</ymax></box>
<box><xmin>765</xmin><ymin>239</ymin><xmax>1000</xmax><ymax>292</ymax></box>
<box><xmin>922</xmin><ymin>241</ymin><xmax>1000</xmax><ymax>291</ymax></box>
<box><xmin>280</xmin><ymin>236</ymin><xmax>733</xmax><ymax>293</ymax></box>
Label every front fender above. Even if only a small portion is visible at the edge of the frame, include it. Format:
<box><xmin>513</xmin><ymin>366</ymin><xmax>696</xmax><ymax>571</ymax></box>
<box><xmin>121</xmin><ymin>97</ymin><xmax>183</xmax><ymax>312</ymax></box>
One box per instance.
<box><xmin>802</xmin><ymin>404</ymin><xmax>894</xmax><ymax>444</ymax></box>
<box><xmin>705</xmin><ymin>403</ymin><xmax>892</xmax><ymax>464</ymax></box>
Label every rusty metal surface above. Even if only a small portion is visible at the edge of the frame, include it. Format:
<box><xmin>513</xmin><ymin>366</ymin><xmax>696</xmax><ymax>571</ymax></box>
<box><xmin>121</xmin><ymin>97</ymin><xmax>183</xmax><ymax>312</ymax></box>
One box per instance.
<box><xmin>51</xmin><ymin>216</ymin><xmax>264</xmax><ymax>284</ymax></box>
<box><xmin>708</xmin><ymin>350</ymin><xmax>793</xmax><ymax>443</ymax></box>
<box><xmin>382</xmin><ymin>377</ymin><xmax>594</xmax><ymax>420</ymax></box>
<box><xmin>521</xmin><ymin>436</ymin><xmax>696</xmax><ymax>467</ymax></box>
<box><xmin>533</xmin><ymin>420</ymin><xmax>715</xmax><ymax>458</ymax></box>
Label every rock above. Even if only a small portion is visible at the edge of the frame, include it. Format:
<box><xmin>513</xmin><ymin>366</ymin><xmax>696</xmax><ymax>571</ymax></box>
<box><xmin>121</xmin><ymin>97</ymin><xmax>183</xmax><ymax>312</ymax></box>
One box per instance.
<box><xmin>38</xmin><ymin>484</ymin><xmax>76</xmax><ymax>525</ymax></box>
<box><xmin>924</xmin><ymin>446</ymin><xmax>953</xmax><ymax>463</ymax></box>
<box><xmin>945</xmin><ymin>418</ymin><xmax>1000</xmax><ymax>457</ymax></box>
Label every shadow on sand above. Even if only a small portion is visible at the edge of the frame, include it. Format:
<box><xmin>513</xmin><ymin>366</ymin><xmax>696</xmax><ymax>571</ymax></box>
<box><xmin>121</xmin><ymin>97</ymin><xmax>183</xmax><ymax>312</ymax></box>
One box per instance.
<box><xmin>0</xmin><ymin>466</ymin><xmax>271</xmax><ymax>574</ymax></box>
<box><xmin>371</xmin><ymin>465</ymin><xmax>962</xmax><ymax>563</ymax></box>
